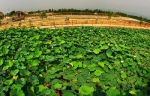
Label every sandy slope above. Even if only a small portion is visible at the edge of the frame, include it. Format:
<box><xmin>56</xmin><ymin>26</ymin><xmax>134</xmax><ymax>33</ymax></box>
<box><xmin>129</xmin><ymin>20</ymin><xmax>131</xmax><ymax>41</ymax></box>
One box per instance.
<box><xmin>1</xmin><ymin>15</ymin><xmax>150</xmax><ymax>30</ymax></box>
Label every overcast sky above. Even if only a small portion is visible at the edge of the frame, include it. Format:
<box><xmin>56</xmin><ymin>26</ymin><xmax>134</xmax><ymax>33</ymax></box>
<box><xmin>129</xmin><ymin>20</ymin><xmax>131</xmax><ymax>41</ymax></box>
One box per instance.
<box><xmin>0</xmin><ymin>0</ymin><xmax>150</xmax><ymax>18</ymax></box>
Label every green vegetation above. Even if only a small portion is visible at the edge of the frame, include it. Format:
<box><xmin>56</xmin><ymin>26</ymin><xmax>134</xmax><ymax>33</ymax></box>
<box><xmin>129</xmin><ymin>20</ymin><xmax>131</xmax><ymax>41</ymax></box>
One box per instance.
<box><xmin>140</xmin><ymin>17</ymin><xmax>144</xmax><ymax>25</ymax></box>
<box><xmin>28</xmin><ymin>19</ymin><xmax>32</xmax><ymax>26</ymax></box>
<box><xmin>65</xmin><ymin>17</ymin><xmax>70</xmax><ymax>24</ymax></box>
<box><xmin>0</xmin><ymin>16</ymin><xmax>3</xmax><ymax>20</ymax></box>
<box><xmin>40</xmin><ymin>12</ymin><xmax>47</xmax><ymax>19</ymax></box>
<box><xmin>8</xmin><ymin>10</ymin><xmax>15</xmax><ymax>16</ymax></box>
<box><xmin>0</xmin><ymin>27</ymin><xmax>150</xmax><ymax>96</ymax></box>
<box><xmin>95</xmin><ymin>18</ymin><xmax>98</xmax><ymax>23</ymax></box>
<box><xmin>11</xmin><ymin>16</ymin><xmax>15</xmax><ymax>21</ymax></box>
<box><xmin>0</xmin><ymin>20</ymin><xmax>2</xmax><ymax>26</ymax></box>
<box><xmin>18</xmin><ymin>21</ymin><xmax>22</xmax><ymax>27</ymax></box>
<box><xmin>107</xmin><ymin>11</ymin><xmax>114</xmax><ymax>19</ymax></box>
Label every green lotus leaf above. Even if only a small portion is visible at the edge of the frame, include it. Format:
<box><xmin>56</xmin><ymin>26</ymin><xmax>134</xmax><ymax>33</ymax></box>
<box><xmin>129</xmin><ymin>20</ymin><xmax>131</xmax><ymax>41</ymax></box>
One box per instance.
<box><xmin>63</xmin><ymin>57</ymin><xmax>70</xmax><ymax>63</ymax></box>
<box><xmin>92</xmin><ymin>78</ymin><xmax>100</xmax><ymax>82</ymax></box>
<box><xmin>2</xmin><ymin>66</ymin><xmax>9</xmax><ymax>71</ymax></box>
<box><xmin>76</xmin><ymin>54</ymin><xmax>83</xmax><ymax>59</ymax></box>
<box><xmin>7</xmin><ymin>60</ymin><xmax>13</xmax><ymax>67</ymax></box>
<box><xmin>45</xmin><ymin>56</ymin><xmax>55</xmax><ymax>62</ymax></box>
<box><xmin>28</xmin><ymin>75</ymin><xmax>39</xmax><ymax>85</ymax></box>
<box><xmin>3</xmin><ymin>60</ymin><xmax>13</xmax><ymax>70</ymax></box>
<box><xmin>20</xmin><ymin>69</ymin><xmax>31</xmax><ymax>76</ymax></box>
<box><xmin>34</xmin><ymin>35</ymin><xmax>40</xmax><ymax>40</ymax></box>
<box><xmin>98</xmin><ymin>62</ymin><xmax>104</xmax><ymax>67</ymax></box>
<box><xmin>79</xmin><ymin>86</ymin><xmax>94</xmax><ymax>95</ymax></box>
<box><xmin>0</xmin><ymin>92</ymin><xmax>5</xmax><ymax>96</ymax></box>
<box><xmin>10</xmin><ymin>84</ymin><xmax>23</xmax><ymax>90</ymax></box>
<box><xmin>34</xmin><ymin>48</ymin><xmax>42</xmax><ymax>57</ymax></box>
<box><xmin>3</xmin><ymin>48</ymin><xmax>9</xmax><ymax>55</ymax></box>
<box><xmin>55</xmin><ymin>48</ymin><xmax>61</xmax><ymax>53</ymax></box>
<box><xmin>82</xmin><ymin>63</ymin><xmax>87</xmax><ymax>68</ymax></box>
<box><xmin>99</xmin><ymin>41</ymin><xmax>106</xmax><ymax>45</ymax></box>
<box><xmin>41</xmin><ymin>89</ymin><xmax>57</xmax><ymax>96</ymax></box>
<box><xmin>0</xmin><ymin>58</ymin><xmax>4</xmax><ymax>66</ymax></box>
<box><xmin>10</xmin><ymin>88</ymin><xmax>25</xmax><ymax>96</ymax></box>
<box><xmin>70</xmin><ymin>61</ymin><xmax>82</xmax><ymax>69</ymax></box>
<box><xmin>54</xmin><ymin>83</ymin><xmax>62</xmax><ymax>89</ymax></box>
<box><xmin>123</xmin><ymin>62</ymin><xmax>128</xmax><ymax>67</ymax></box>
<box><xmin>63</xmin><ymin>90</ymin><xmax>75</xmax><ymax>96</ymax></box>
<box><xmin>18</xmin><ymin>56</ymin><xmax>25</xmax><ymax>62</ymax></box>
<box><xmin>59</xmin><ymin>40</ymin><xmax>65</xmax><ymax>44</ymax></box>
<box><xmin>93</xmin><ymin>49</ymin><xmax>101</xmax><ymax>54</ymax></box>
<box><xmin>26</xmin><ymin>53</ymin><xmax>34</xmax><ymax>59</ymax></box>
<box><xmin>88</xmin><ymin>63</ymin><xmax>97</xmax><ymax>71</ymax></box>
<box><xmin>10</xmin><ymin>69</ymin><xmax>19</xmax><ymax>76</ymax></box>
<box><xmin>51</xmin><ymin>79</ymin><xmax>62</xmax><ymax>85</ymax></box>
<box><xmin>106</xmin><ymin>49</ymin><xmax>113</xmax><ymax>58</ymax></box>
<box><xmin>63</xmin><ymin>73</ymin><xmax>75</xmax><ymax>80</ymax></box>
<box><xmin>101</xmin><ymin>45</ymin><xmax>109</xmax><ymax>50</ymax></box>
<box><xmin>38</xmin><ymin>85</ymin><xmax>48</xmax><ymax>92</ymax></box>
<box><xmin>121</xmin><ymin>73</ymin><xmax>127</xmax><ymax>79</ymax></box>
<box><xmin>94</xmin><ymin>70</ymin><xmax>103</xmax><ymax>76</ymax></box>
<box><xmin>106</xmin><ymin>87</ymin><xmax>120</xmax><ymax>96</ymax></box>
<box><xmin>92</xmin><ymin>56</ymin><xmax>101</xmax><ymax>63</ymax></box>
<box><xmin>4</xmin><ymin>79</ymin><xmax>14</xmax><ymax>85</ymax></box>
<box><xmin>29</xmin><ymin>60</ymin><xmax>40</xmax><ymax>67</ymax></box>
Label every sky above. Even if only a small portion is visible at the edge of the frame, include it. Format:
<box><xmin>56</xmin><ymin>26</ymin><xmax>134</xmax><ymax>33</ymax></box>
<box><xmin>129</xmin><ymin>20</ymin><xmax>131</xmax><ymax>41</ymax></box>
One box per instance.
<box><xmin>0</xmin><ymin>0</ymin><xmax>150</xmax><ymax>18</ymax></box>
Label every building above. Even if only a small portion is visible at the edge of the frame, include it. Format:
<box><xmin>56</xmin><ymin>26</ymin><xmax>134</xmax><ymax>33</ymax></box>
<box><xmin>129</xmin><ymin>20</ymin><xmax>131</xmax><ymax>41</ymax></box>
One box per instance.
<box><xmin>14</xmin><ymin>11</ymin><xmax>25</xmax><ymax>18</ymax></box>
<box><xmin>12</xmin><ymin>11</ymin><xmax>25</xmax><ymax>21</ymax></box>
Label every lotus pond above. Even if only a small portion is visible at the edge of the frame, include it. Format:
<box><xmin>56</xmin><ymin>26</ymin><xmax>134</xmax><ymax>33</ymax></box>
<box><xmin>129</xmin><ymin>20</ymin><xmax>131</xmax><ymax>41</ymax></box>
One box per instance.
<box><xmin>0</xmin><ymin>27</ymin><xmax>150</xmax><ymax>96</ymax></box>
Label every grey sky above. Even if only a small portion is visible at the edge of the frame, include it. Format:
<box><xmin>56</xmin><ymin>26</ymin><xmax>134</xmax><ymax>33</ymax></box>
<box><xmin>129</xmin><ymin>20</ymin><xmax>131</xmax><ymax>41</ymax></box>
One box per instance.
<box><xmin>0</xmin><ymin>0</ymin><xmax>150</xmax><ymax>18</ymax></box>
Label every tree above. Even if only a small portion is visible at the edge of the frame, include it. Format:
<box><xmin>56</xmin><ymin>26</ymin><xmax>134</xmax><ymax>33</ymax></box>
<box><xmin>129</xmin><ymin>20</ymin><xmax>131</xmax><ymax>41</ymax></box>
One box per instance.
<box><xmin>28</xmin><ymin>11</ymin><xmax>34</xmax><ymax>14</ymax></box>
<box><xmin>0</xmin><ymin>16</ymin><xmax>3</xmax><ymax>20</ymax></box>
<box><xmin>12</xmin><ymin>16</ymin><xmax>15</xmax><ymax>21</ymax></box>
<box><xmin>51</xmin><ymin>9</ymin><xmax>54</xmax><ymax>12</ymax></box>
<box><xmin>93</xmin><ymin>9</ymin><xmax>99</xmax><ymax>13</ymax></box>
<box><xmin>18</xmin><ymin>21</ymin><xmax>22</xmax><ymax>27</ymax></box>
<box><xmin>139</xmin><ymin>16</ymin><xmax>144</xmax><ymax>25</ymax></box>
<box><xmin>65</xmin><ymin>17</ymin><xmax>69</xmax><ymax>24</ymax></box>
<box><xmin>9</xmin><ymin>10</ymin><xmax>15</xmax><ymax>16</ymax></box>
<box><xmin>36</xmin><ymin>10</ymin><xmax>40</xmax><ymax>13</ymax></box>
<box><xmin>40</xmin><ymin>12</ymin><xmax>47</xmax><ymax>19</ymax></box>
<box><xmin>107</xmin><ymin>11</ymin><xmax>113</xmax><ymax>19</ymax></box>
<box><xmin>0</xmin><ymin>20</ymin><xmax>2</xmax><ymax>26</ymax></box>
<box><xmin>28</xmin><ymin>19</ymin><xmax>32</xmax><ymax>26</ymax></box>
<box><xmin>95</xmin><ymin>18</ymin><xmax>98</xmax><ymax>23</ymax></box>
<box><xmin>49</xmin><ymin>9</ymin><xmax>51</xmax><ymax>12</ymax></box>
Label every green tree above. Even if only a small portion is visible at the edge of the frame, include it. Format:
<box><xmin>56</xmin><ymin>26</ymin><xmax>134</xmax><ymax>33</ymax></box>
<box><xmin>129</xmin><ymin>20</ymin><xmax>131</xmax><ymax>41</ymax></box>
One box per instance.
<box><xmin>28</xmin><ymin>19</ymin><xmax>32</xmax><ymax>26</ymax></box>
<box><xmin>18</xmin><ymin>21</ymin><xmax>22</xmax><ymax>27</ymax></box>
<box><xmin>12</xmin><ymin>16</ymin><xmax>15</xmax><ymax>21</ymax></box>
<box><xmin>95</xmin><ymin>18</ymin><xmax>98</xmax><ymax>23</ymax></box>
<box><xmin>28</xmin><ymin>11</ymin><xmax>34</xmax><ymax>14</ymax></box>
<box><xmin>40</xmin><ymin>12</ymin><xmax>47</xmax><ymax>19</ymax></box>
<box><xmin>49</xmin><ymin>9</ymin><xmax>51</xmax><ymax>12</ymax></box>
<box><xmin>107</xmin><ymin>11</ymin><xmax>113</xmax><ymax>19</ymax></box>
<box><xmin>139</xmin><ymin>16</ymin><xmax>144</xmax><ymax>25</ymax></box>
<box><xmin>9</xmin><ymin>10</ymin><xmax>15</xmax><ymax>16</ymax></box>
<box><xmin>65</xmin><ymin>17</ymin><xmax>69</xmax><ymax>24</ymax></box>
<box><xmin>0</xmin><ymin>20</ymin><xmax>2</xmax><ymax>26</ymax></box>
<box><xmin>0</xmin><ymin>16</ymin><xmax>4</xmax><ymax>20</ymax></box>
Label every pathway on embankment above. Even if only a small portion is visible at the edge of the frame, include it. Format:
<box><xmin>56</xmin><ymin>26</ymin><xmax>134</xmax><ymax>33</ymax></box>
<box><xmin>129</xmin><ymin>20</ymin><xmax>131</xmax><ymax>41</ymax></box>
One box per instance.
<box><xmin>39</xmin><ymin>24</ymin><xmax>150</xmax><ymax>30</ymax></box>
